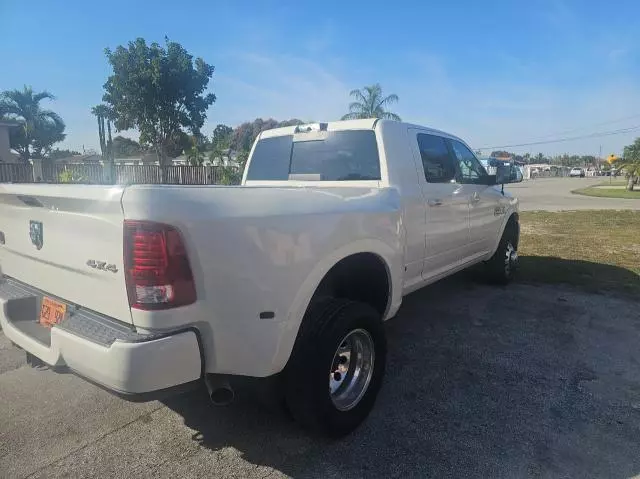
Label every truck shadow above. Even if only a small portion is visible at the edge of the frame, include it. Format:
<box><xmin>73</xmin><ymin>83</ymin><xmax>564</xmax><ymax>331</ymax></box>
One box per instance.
<box><xmin>163</xmin><ymin>257</ymin><xmax>640</xmax><ymax>478</ymax></box>
<box><xmin>516</xmin><ymin>255</ymin><xmax>640</xmax><ymax>296</ymax></box>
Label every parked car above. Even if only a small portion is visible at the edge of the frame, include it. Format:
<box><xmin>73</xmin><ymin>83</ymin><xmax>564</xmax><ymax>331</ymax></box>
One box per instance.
<box><xmin>0</xmin><ymin>119</ymin><xmax>522</xmax><ymax>437</ymax></box>
<box><xmin>569</xmin><ymin>167</ymin><xmax>585</xmax><ymax>177</ymax></box>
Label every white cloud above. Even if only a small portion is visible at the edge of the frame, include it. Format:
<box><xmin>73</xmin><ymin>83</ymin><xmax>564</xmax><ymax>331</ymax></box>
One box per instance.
<box><xmin>206</xmin><ymin>51</ymin><xmax>350</xmax><ymax>127</ymax></box>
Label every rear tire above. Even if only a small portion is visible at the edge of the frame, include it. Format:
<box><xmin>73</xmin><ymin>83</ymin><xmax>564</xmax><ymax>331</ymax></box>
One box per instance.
<box><xmin>284</xmin><ymin>298</ymin><xmax>386</xmax><ymax>438</ymax></box>
<box><xmin>484</xmin><ymin>222</ymin><xmax>519</xmax><ymax>285</ymax></box>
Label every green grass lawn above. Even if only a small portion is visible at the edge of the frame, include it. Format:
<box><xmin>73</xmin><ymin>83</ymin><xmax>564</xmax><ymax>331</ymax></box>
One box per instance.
<box><xmin>518</xmin><ymin>211</ymin><xmax>640</xmax><ymax>295</ymax></box>
<box><xmin>598</xmin><ymin>179</ymin><xmax>627</xmax><ymax>186</ymax></box>
<box><xmin>572</xmin><ymin>185</ymin><xmax>640</xmax><ymax>199</ymax></box>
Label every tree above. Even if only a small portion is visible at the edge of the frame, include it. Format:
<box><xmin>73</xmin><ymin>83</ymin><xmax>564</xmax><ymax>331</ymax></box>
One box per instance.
<box><xmin>579</xmin><ymin>155</ymin><xmax>597</xmax><ymax>167</ymax></box>
<box><xmin>112</xmin><ymin>136</ymin><xmax>141</xmax><ymax>158</ymax></box>
<box><xmin>48</xmin><ymin>148</ymin><xmax>81</xmax><ymax>160</ymax></box>
<box><xmin>102</xmin><ymin>37</ymin><xmax>216</xmax><ymax>170</ymax></box>
<box><xmin>231</xmin><ymin>118</ymin><xmax>277</xmax><ymax>152</ymax></box>
<box><xmin>212</xmin><ymin>124</ymin><xmax>233</xmax><ymax>151</ymax></box>
<box><xmin>91</xmin><ymin>104</ymin><xmax>111</xmax><ymax>159</ymax></box>
<box><xmin>490</xmin><ymin>150</ymin><xmax>513</xmax><ymax>159</ymax></box>
<box><xmin>230</xmin><ymin>118</ymin><xmax>304</xmax><ymax>152</ymax></box>
<box><xmin>91</xmin><ymin>103</ymin><xmax>116</xmax><ymax>182</ymax></box>
<box><xmin>31</xmin><ymin>120</ymin><xmax>67</xmax><ymax>158</ymax></box>
<box><xmin>341</xmin><ymin>84</ymin><xmax>401</xmax><ymax>121</ymax></box>
<box><xmin>617</xmin><ymin>138</ymin><xmax>640</xmax><ymax>191</ymax></box>
<box><xmin>162</xmin><ymin>130</ymin><xmax>191</xmax><ymax>158</ymax></box>
<box><xmin>186</xmin><ymin>133</ymin><xmax>208</xmax><ymax>166</ymax></box>
<box><xmin>278</xmin><ymin>118</ymin><xmax>306</xmax><ymax>127</ymax></box>
<box><xmin>0</xmin><ymin>86</ymin><xmax>66</xmax><ymax>161</ymax></box>
<box><xmin>208</xmin><ymin>124</ymin><xmax>234</xmax><ymax>166</ymax></box>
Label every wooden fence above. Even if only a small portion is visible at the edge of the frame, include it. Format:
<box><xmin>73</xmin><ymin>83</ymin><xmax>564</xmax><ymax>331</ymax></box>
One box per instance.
<box><xmin>0</xmin><ymin>163</ymin><xmax>33</xmax><ymax>183</ymax></box>
<box><xmin>41</xmin><ymin>163</ymin><xmax>107</xmax><ymax>184</ymax></box>
<box><xmin>0</xmin><ymin>163</ymin><xmax>241</xmax><ymax>185</ymax></box>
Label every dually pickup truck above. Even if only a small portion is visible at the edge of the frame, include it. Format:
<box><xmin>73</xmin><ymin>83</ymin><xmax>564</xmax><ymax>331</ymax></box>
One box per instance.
<box><xmin>0</xmin><ymin>119</ymin><xmax>522</xmax><ymax>437</ymax></box>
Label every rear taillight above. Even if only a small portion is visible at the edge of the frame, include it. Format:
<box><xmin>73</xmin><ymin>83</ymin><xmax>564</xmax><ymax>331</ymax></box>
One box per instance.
<box><xmin>123</xmin><ymin>220</ymin><xmax>196</xmax><ymax>310</ymax></box>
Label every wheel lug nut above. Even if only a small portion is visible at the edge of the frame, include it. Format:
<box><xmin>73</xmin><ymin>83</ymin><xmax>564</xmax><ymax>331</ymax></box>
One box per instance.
<box><xmin>339</xmin><ymin>355</ymin><xmax>348</xmax><ymax>364</ymax></box>
<box><xmin>333</xmin><ymin>372</ymin><xmax>342</xmax><ymax>381</ymax></box>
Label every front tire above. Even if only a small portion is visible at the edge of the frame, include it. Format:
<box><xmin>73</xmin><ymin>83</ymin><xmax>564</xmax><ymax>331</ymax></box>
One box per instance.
<box><xmin>485</xmin><ymin>222</ymin><xmax>519</xmax><ymax>285</ymax></box>
<box><xmin>284</xmin><ymin>298</ymin><xmax>386</xmax><ymax>438</ymax></box>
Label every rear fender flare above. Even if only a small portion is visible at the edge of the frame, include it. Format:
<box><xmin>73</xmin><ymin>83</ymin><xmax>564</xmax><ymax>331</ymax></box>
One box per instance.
<box><xmin>270</xmin><ymin>239</ymin><xmax>402</xmax><ymax>374</ymax></box>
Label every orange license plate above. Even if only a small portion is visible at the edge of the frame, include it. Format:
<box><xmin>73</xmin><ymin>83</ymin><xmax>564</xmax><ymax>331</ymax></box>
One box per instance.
<box><xmin>39</xmin><ymin>297</ymin><xmax>67</xmax><ymax>328</ymax></box>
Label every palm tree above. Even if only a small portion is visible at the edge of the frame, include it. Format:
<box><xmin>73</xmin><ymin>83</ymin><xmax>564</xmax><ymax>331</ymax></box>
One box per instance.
<box><xmin>91</xmin><ymin>104</ymin><xmax>112</xmax><ymax>158</ymax></box>
<box><xmin>341</xmin><ymin>84</ymin><xmax>401</xmax><ymax>121</ymax></box>
<box><xmin>91</xmin><ymin>103</ymin><xmax>116</xmax><ymax>183</ymax></box>
<box><xmin>0</xmin><ymin>86</ymin><xmax>65</xmax><ymax>161</ymax></box>
<box><xmin>616</xmin><ymin>138</ymin><xmax>640</xmax><ymax>191</ymax></box>
<box><xmin>186</xmin><ymin>133</ymin><xmax>207</xmax><ymax>166</ymax></box>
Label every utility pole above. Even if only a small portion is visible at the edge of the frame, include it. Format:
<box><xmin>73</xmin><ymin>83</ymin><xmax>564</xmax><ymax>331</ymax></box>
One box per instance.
<box><xmin>599</xmin><ymin>145</ymin><xmax>602</xmax><ymax>172</ymax></box>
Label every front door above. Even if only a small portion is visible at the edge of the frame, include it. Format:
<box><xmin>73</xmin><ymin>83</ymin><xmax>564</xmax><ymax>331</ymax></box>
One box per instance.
<box><xmin>409</xmin><ymin>130</ymin><xmax>471</xmax><ymax>280</ymax></box>
<box><xmin>447</xmin><ymin>139</ymin><xmax>503</xmax><ymax>256</ymax></box>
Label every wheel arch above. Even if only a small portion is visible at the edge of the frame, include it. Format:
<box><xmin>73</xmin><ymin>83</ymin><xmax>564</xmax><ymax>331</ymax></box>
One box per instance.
<box><xmin>489</xmin><ymin>210</ymin><xmax>520</xmax><ymax>257</ymax></box>
<box><xmin>272</xmin><ymin>240</ymin><xmax>402</xmax><ymax>374</ymax></box>
<box><xmin>311</xmin><ymin>252</ymin><xmax>392</xmax><ymax>316</ymax></box>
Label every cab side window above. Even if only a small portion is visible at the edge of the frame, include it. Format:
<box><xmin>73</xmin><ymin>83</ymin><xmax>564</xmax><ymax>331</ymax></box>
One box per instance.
<box><xmin>449</xmin><ymin>140</ymin><xmax>487</xmax><ymax>184</ymax></box>
<box><xmin>417</xmin><ymin>133</ymin><xmax>456</xmax><ymax>183</ymax></box>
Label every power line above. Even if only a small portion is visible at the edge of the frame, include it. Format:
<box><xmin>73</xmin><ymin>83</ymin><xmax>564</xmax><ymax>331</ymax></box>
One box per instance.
<box><xmin>479</xmin><ymin>125</ymin><xmax>640</xmax><ymax>150</ymax></box>
<box><xmin>520</xmin><ymin>114</ymin><xmax>640</xmax><ymax>141</ymax></box>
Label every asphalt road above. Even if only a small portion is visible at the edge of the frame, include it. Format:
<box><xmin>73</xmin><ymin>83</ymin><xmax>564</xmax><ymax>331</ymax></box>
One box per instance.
<box><xmin>506</xmin><ymin>177</ymin><xmax>640</xmax><ymax>211</ymax></box>
<box><xmin>1</xmin><ymin>178</ymin><xmax>640</xmax><ymax>478</ymax></box>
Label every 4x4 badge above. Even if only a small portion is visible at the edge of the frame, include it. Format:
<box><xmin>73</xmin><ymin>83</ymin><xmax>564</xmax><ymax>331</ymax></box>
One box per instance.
<box><xmin>29</xmin><ymin>220</ymin><xmax>43</xmax><ymax>250</ymax></box>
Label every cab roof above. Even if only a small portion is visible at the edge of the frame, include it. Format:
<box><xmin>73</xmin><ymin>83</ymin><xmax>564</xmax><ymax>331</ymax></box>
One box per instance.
<box><xmin>257</xmin><ymin>119</ymin><xmax>461</xmax><ymax>143</ymax></box>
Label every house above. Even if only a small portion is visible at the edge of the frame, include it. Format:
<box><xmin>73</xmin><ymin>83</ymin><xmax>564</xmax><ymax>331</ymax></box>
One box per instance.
<box><xmin>0</xmin><ymin>121</ymin><xmax>20</xmax><ymax>163</ymax></box>
<box><xmin>53</xmin><ymin>153</ymin><xmax>102</xmax><ymax>164</ymax></box>
<box><xmin>114</xmin><ymin>153</ymin><xmax>162</xmax><ymax>165</ymax></box>
<box><xmin>207</xmin><ymin>149</ymin><xmax>241</xmax><ymax>168</ymax></box>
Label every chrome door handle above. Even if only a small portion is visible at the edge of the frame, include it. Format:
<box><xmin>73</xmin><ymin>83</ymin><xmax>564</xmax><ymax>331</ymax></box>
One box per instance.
<box><xmin>428</xmin><ymin>199</ymin><xmax>443</xmax><ymax>207</ymax></box>
<box><xmin>470</xmin><ymin>192</ymin><xmax>480</xmax><ymax>204</ymax></box>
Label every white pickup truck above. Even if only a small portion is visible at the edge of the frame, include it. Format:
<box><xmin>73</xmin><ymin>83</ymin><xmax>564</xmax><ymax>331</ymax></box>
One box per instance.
<box><xmin>0</xmin><ymin>119</ymin><xmax>522</xmax><ymax>437</ymax></box>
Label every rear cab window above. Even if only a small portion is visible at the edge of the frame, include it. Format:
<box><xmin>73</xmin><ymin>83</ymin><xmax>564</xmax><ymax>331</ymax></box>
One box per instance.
<box><xmin>246</xmin><ymin>129</ymin><xmax>381</xmax><ymax>182</ymax></box>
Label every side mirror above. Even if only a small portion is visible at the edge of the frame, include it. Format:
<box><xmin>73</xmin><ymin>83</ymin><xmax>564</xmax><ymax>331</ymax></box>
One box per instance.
<box><xmin>495</xmin><ymin>163</ymin><xmax>523</xmax><ymax>184</ymax></box>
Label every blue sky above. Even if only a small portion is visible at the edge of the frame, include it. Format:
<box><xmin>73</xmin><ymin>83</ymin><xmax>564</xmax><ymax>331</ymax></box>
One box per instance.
<box><xmin>2</xmin><ymin>0</ymin><xmax>639</xmax><ymax>156</ymax></box>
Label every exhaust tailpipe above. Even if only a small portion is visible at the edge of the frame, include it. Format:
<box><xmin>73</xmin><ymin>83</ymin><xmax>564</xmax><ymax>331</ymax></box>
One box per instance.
<box><xmin>205</xmin><ymin>375</ymin><xmax>235</xmax><ymax>406</ymax></box>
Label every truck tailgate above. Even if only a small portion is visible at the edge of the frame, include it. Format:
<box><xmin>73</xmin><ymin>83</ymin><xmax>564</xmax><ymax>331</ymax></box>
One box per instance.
<box><xmin>0</xmin><ymin>184</ymin><xmax>132</xmax><ymax>324</ymax></box>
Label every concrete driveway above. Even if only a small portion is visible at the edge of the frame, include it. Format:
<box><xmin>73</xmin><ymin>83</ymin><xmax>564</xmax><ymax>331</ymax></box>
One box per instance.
<box><xmin>2</xmin><ymin>276</ymin><xmax>640</xmax><ymax>478</ymax></box>
<box><xmin>2</xmin><ymin>177</ymin><xmax>640</xmax><ymax>478</ymax></box>
<box><xmin>506</xmin><ymin>177</ymin><xmax>640</xmax><ymax>211</ymax></box>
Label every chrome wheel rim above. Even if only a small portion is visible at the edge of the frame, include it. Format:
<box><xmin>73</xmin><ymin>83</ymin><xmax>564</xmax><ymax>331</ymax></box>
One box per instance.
<box><xmin>329</xmin><ymin>329</ymin><xmax>375</xmax><ymax>411</ymax></box>
<box><xmin>504</xmin><ymin>241</ymin><xmax>518</xmax><ymax>276</ymax></box>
